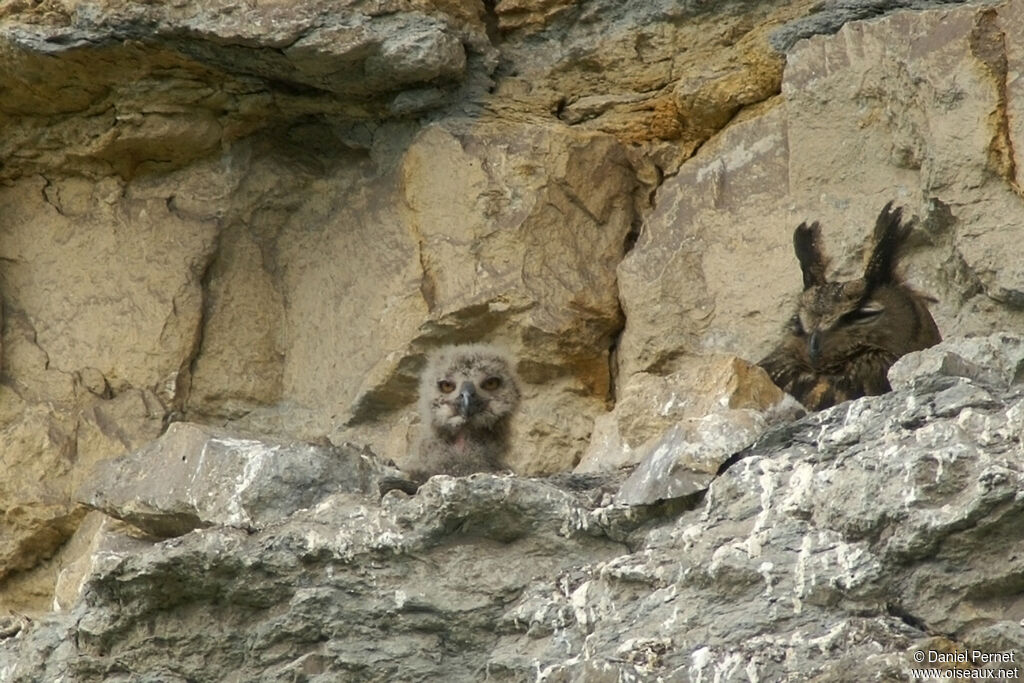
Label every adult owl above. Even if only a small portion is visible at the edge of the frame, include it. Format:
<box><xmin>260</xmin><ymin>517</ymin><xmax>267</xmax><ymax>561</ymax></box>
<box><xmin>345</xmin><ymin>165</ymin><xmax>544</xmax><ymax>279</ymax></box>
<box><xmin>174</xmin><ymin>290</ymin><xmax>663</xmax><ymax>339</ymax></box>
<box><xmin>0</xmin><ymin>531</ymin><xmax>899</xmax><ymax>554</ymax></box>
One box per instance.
<box><xmin>759</xmin><ymin>202</ymin><xmax>941</xmax><ymax>411</ymax></box>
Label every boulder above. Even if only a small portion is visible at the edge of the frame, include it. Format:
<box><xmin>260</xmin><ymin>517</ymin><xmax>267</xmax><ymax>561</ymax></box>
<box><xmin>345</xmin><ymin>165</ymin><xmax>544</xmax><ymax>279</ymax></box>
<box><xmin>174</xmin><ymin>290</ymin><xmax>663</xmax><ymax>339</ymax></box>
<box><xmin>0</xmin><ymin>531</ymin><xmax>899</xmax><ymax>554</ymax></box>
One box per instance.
<box><xmin>80</xmin><ymin>422</ymin><xmax>401</xmax><ymax>536</ymax></box>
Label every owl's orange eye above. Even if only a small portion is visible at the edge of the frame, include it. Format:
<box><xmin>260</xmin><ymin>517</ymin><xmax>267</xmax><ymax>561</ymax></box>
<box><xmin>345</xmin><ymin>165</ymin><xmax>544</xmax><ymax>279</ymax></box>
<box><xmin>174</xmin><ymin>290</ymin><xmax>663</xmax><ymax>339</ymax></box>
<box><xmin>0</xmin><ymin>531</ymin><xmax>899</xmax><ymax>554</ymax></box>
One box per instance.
<box><xmin>438</xmin><ymin>380</ymin><xmax>456</xmax><ymax>394</ymax></box>
<box><xmin>481</xmin><ymin>376</ymin><xmax>501</xmax><ymax>391</ymax></box>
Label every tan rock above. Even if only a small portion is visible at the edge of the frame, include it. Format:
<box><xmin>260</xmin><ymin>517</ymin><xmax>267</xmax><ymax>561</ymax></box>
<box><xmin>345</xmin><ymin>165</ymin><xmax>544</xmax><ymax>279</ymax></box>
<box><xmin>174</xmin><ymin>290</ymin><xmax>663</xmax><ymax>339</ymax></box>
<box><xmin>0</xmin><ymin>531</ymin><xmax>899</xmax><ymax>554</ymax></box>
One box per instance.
<box><xmin>2</xmin><ymin>508</ymin><xmax>154</xmax><ymax>615</ymax></box>
<box><xmin>0</xmin><ymin>0</ymin><xmax>494</xmax><ymax>179</ymax></box>
<box><xmin>2</xmin><ymin>311</ymin><xmax>76</xmax><ymax>403</ymax></box>
<box><xmin>74</xmin><ymin>389</ymin><xmax>166</xmax><ymax>488</ymax></box>
<box><xmin>493</xmin><ymin>0</ymin><xmax>816</xmax><ymax>155</ymax></box>
<box><xmin>187</xmin><ymin>224</ymin><xmax>286</xmax><ymax>419</ymax></box>
<box><xmin>494</xmin><ymin>0</ymin><xmax>575</xmax><ymax>32</ymax></box>
<box><xmin>72</xmin><ymin>116</ymin><xmax>632</xmax><ymax>477</ymax></box>
<box><xmin>0</xmin><ymin>400</ymin><xmax>80</xmax><ymax>580</ymax></box>
<box><xmin>0</xmin><ymin>175</ymin><xmax>218</xmax><ymax>404</ymax></box>
<box><xmin>0</xmin><ymin>503</ymin><xmax>85</xmax><ymax>582</ymax></box>
<box><xmin>187</xmin><ymin>120</ymin><xmax>631</xmax><ymax>474</ymax></box>
<box><xmin>343</xmin><ymin>121</ymin><xmax>634</xmax><ymax>474</ymax></box>
<box><xmin>0</xmin><ymin>0</ymin><xmax>1022</xmax><ymax>614</ymax></box>
<box><xmin>672</xmin><ymin>30</ymin><xmax>784</xmax><ymax>148</ymax></box>
<box><xmin>576</xmin><ymin>354</ymin><xmax>793</xmax><ymax>474</ymax></box>
<box><xmin>617</xmin><ymin>102</ymin><xmax>794</xmax><ymax>380</ymax></box>
<box><xmin>618</xmin><ymin>2</ymin><xmax>1024</xmax><ymax>387</ymax></box>
<box><xmin>0</xmin><ymin>146</ymin><xmax>224</xmax><ymax>605</ymax></box>
<box><xmin>270</xmin><ymin>144</ymin><xmax>427</xmax><ymax>430</ymax></box>
<box><xmin>0</xmin><ymin>388</ymin><xmax>163</xmax><ymax>587</ymax></box>
<box><xmin>782</xmin><ymin>5</ymin><xmax>1024</xmax><ymax>333</ymax></box>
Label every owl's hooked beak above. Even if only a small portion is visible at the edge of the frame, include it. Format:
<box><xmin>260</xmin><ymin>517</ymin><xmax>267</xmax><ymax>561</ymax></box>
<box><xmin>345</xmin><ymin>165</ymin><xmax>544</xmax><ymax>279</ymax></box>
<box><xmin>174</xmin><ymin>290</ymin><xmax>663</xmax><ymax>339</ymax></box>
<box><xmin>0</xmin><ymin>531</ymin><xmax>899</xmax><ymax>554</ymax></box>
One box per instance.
<box><xmin>808</xmin><ymin>331</ymin><xmax>823</xmax><ymax>367</ymax></box>
<box><xmin>458</xmin><ymin>382</ymin><xmax>483</xmax><ymax>417</ymax></box>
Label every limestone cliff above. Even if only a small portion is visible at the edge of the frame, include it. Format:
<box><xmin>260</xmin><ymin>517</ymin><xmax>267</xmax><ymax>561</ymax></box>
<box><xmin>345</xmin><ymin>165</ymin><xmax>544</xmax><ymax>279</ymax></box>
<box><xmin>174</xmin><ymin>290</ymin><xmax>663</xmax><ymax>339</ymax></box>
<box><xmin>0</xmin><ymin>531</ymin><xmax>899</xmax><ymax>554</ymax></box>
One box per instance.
<box><xmin>0</xmin><ymin>0</ymin><xmax>1022</xmax><ymax>679</ymax></box>
<box><xmin>2</xmin><ymin>336</ymin><xmax>1022</xmax><ymax>681</ymax></box>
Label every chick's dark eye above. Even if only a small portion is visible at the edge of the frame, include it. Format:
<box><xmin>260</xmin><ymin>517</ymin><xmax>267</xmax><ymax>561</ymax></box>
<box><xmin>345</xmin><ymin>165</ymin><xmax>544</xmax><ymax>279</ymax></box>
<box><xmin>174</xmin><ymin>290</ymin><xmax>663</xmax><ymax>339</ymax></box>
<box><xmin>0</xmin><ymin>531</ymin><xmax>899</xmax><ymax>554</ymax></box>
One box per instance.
<box><xmin>789</xmin><ymin>315</ymin><xmax>805</xmax><ymax>335</ymax></box>
<box><xmin>481</xmin><ymin>376</ymin><xmax>501</xmax><ymax>391</ymax></box>
<box><xmin>438</xmin><ymin>380</ymin><xmax>456</xmax><ymax>394</ymax></box>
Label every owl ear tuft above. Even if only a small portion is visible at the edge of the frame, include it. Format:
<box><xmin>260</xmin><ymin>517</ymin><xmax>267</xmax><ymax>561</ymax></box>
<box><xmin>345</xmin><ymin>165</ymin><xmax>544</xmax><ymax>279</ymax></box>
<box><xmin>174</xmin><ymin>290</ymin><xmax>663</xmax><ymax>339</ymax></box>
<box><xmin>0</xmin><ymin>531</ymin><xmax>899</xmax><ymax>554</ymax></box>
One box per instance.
<box><xmin>793</xmin><ymin>221</ymin><xmax>828</xmax><ymax>290</ymax></box>
<box><xmin>864</xmin><ymin>201</ymin><xmax>912</xmax><ymax>290</ymax></box>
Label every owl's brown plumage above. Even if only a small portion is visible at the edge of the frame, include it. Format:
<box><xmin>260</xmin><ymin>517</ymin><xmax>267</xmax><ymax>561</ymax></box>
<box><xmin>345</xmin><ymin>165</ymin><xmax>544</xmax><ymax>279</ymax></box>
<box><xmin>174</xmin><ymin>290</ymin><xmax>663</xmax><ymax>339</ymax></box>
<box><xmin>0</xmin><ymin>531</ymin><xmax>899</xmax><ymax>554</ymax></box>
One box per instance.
<box><xmin>759</xmin><ymin>202</ymin><xmax>941</xmax><ymax>411</ymax></box>
<box><xmin>405</xmin><ymin>344</ymin><xmax>520</xmax><ymax>484</ymax></box>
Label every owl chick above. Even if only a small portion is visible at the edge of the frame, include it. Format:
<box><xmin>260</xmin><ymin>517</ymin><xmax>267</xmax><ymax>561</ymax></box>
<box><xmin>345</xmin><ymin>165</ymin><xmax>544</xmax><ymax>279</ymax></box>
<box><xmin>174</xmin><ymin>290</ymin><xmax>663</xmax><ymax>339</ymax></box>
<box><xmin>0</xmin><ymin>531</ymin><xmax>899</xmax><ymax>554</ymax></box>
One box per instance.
<box><xmin>405</xmin><ymin>344</ymin><xmax>520</xmax><ymax>484</ymax></box>
<box><xmin>759</xmin><ymin>201</ymin><xmax>941</xmax><ymax>411</ymax></box>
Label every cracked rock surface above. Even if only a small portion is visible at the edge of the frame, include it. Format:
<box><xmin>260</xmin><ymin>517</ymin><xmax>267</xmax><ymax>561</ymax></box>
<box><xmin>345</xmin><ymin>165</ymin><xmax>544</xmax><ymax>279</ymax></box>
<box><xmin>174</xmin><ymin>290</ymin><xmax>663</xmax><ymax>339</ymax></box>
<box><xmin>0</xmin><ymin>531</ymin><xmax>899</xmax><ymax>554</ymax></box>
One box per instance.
<box><xmin>2</xmin><ymin>0</ymin><xmax>1024</xmax><ymax>667</ymax></box>
<box><xmin>1</xmin><ymin>335</ymin><xmax>1022</xmax><ymax>681</ymax></box>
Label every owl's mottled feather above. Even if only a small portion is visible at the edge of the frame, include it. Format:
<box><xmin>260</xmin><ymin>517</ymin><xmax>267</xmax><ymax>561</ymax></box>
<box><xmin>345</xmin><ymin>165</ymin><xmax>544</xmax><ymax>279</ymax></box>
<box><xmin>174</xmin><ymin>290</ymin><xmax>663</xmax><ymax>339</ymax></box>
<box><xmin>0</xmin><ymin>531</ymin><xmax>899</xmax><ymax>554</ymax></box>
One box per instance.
<box><xmin>759</xmin><ymin>202</ymin><xmax>941</xmax><ymax>411</ymax></box>
<box><xmin>405</xmin><ymin>344</ymin><xmax>520</xmax><ymax>484</ymax></box>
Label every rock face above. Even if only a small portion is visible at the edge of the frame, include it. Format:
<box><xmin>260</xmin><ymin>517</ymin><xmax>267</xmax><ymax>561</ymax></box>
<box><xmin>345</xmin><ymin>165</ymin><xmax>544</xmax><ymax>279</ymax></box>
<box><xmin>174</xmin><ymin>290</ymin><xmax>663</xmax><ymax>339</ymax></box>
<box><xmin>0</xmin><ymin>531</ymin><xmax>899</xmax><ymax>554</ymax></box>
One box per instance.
<box><xmin>2</xmin><ymin>0</ymin><xmax>1024</xmax><ymax>673</ymax></box>
<box><xmin>617</xmin><ymin>0</ymin><xmax>1024</xmax><ymax>381</ymax></box>
<box><xmin>1</xmin><ymin>335</ymin><xmax>1022</xmax><ymax>681</ymax></box>
<box><xmin>576</xmin><ymin>354</ymin><xmax>797</xmax><ymax>474</ymax></box>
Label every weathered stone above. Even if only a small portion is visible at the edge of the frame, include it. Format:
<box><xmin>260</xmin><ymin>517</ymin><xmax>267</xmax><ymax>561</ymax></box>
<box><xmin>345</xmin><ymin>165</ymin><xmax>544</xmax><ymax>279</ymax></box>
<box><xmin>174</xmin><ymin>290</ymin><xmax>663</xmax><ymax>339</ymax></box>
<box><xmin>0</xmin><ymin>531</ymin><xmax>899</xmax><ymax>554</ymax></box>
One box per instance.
<box><xmin>617</xmin><ymin>103</ymin><xmax>792</xmax><ymax>380</ymax></box>
<box><xmin>0</xmin><ymin>386</ymin><xmax>163</xmax><ymax>612</ymax></box>
<box><xmin>577</xmin><ymin>354</ymin><xmax>796</xmax><ymax>473</ymax></box>
<box><xmin>185</xmin><ymin>223</ymin><xmax>286</xmax><ymax>419</ymax></box>
<box><xmin>769</xmin><ymin>0</ymin><xmax>979</xmax><ymax>52</ymax></box>
<box><xmin>0</xmin><ymin>312</ymin><xmax>77</xmax><ymax>404</ymax></box>
<box><xmin>329</xmin><ymin>121</ymin><xmax>634</xmax><ymax>475</ymax></box>
<box><xmin>52</xmin><ymin>512</ymin><xmax>154</xmax><ymax>613</ymax></box>
<box><xmin>2</xmin><ymin>336</ymin><xmax>1023</xmax><ymax>681</ymax></box>
<box><xmin>0</xmin><ymin>400</ymin><xmax>79</xmax><ymax>582</ymax></box>
<box><xmin>1</xmin><ymin>0</ymin><xmax>1024</xmax><ymax>677</ymax></box>
<box><xmin>0</xmin><ymin>106</ymin><xmax>633</xmax><ymax>607</ymax></box>
<box><xmin>0</xmin><ymin>172</ymin><xmax>183</xmax><ymax>597</ymax></box>
<box><xmin>617</xmin><ymin>0</ymin><xmax>1024</xmax><ymax>385</ymax></box>
<box><xmin>494</xmin><ymin>0</ymin><xmax>576</xmax><ymax>32</ymax></box>
<box><xmin>74</xmin><ymin>389</ymin><xmax>167</xmax><ymax>483</ymax></box>
<box><xmin>485</xmin><ymin>0</ymin><xmax>848</xmax><ymax>164</ymax></box>
<box><xmin>492</xmin><ymin>344</ymin><xmax>1024</xmax><ymax>680</ymax></box>
<box><xmin>0</xmin><ymin>174</ymin><xmax>218</xmax><ymax>404</ymax></box>
<box><xmin>0</xmin><ymin>0</ymin><xmax>494</xmax><ymax>178</ymax></box>
<box><xmin>616</xmin><ymin>409</ymin><xmax>770</xmax><ymax>506</ymax></box>
<box><xmin>0</xmin><ymin>474</ymin><xmax>631</xmax><ymax>682</ymax></box>
<box><xmin>80</xmin><ymin>422</ymin><xmax>400</xmax><ymax>536</ymax></box>
<box><xmin>889</xmin><ymin>332</ymin><xmax>1024</xmax><ymax>390</ymax></box>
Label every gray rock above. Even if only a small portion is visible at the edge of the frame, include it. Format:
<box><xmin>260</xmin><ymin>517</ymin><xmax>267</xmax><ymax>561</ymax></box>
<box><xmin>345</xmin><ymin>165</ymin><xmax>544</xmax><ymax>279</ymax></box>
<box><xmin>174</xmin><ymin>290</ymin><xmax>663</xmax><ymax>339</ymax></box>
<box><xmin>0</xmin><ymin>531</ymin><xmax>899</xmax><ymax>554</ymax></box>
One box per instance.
<box><xmin>577</xmin><ymin>355</ymin><xmax>799</xmax><ymax>475</ymax></box>
<box><xmin>2</xmin><ymin>474</ymin><xmax>632</xmax><ymax>682</ymax></box>
<box><xmin>616</xmin><ymin>409</ymin><xmax>768</xmax><ymax>506</ymax></box>
<box><xmin>889</xmin><ymin>333</ymin><xmax>1024</xmax><ymax>390</ymax></box>
<box><xmin>769</xmin><ymin>0</ymin><xmax>992</xmax><ymax>52</ymax></box>
<box><xmin>6</xmin><ymin>5</ymin><xmax>475</xmax><ymax>98</ymax></box>
<box><xmin>79</xmin><ymin>422</ymin><xmax>400</xmax><ymax>536</ymax></box>
<box><xmin>4</xmin><ymin>336</ymin><xmax>1023</xmax><ymax>681</ymax></box>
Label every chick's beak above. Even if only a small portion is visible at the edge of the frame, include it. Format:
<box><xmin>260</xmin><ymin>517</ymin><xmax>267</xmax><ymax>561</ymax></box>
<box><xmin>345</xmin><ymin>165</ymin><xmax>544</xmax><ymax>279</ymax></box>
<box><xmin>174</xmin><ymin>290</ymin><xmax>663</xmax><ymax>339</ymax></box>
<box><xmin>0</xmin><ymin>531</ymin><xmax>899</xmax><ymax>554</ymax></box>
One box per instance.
<box><xmin>458</xmin><ymin>382</ymin><xmax>481</xmax><ymax>417</ymax></box>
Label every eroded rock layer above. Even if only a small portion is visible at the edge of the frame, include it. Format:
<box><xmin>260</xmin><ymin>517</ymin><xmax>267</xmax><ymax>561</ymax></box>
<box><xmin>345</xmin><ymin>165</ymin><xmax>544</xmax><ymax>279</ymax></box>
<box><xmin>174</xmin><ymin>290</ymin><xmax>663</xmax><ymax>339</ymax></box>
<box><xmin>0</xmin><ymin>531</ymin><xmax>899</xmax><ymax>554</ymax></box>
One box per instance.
<box><xmin>0</xmin><ymin>0</ymin><xmax>1022</xmax><ymax>675</ymax></box>
<box><xmin>0</xmin><ymin>336</ymin><xmax>1021</xmax><ymax>680</ymax></box>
